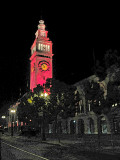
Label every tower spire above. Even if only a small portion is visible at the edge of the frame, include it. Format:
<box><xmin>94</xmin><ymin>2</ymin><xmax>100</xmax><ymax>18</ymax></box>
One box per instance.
<box><xmin>40</xmin><ymin>8</ymin><xmax>43</xmax><ymax>20</ymax></box>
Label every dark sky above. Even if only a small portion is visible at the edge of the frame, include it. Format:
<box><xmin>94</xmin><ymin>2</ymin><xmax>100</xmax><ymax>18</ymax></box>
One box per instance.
<box><xmin>0</xmin><ymin>2</ymin><xmax>120</xmax><ymax>108</ymax></box>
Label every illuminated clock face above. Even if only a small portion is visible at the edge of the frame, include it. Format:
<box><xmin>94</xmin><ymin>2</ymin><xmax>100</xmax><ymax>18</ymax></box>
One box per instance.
<box><xmin>38</xmin><ymin>61</ymin><xmax>50</xmax><ymax>72</ymax></box>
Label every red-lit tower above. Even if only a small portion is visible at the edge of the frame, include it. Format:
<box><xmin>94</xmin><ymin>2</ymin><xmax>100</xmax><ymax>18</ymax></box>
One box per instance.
<box><xmin>30</xmin><ymin>20</ymin><xmax>53</xmax><ymax>91</ymax></box>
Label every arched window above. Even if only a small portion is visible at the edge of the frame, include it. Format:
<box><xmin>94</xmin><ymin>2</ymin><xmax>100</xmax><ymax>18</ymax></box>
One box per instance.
<box><xmin>78</xmin><ymin>119</ymin><xmax>84</xmax><ymax>135</ymax></box>
<box><xmin>88</xmin><ymin>118</ymin><xmax>94</xmax><ymax>134</ymax></box>
<box><xmin>79</xmin><ymin>100</ymin><xmax>84</xmax><ymax>113</ymax></box>
<box><xmin>70</xmin><ymin>120</ymin><xmax>76</xmax><ymax>134</ymax></box>
<box><xmin>100</xmin><ymin>116</ymin><xmax>107</xmax><ymax>134</ymax></box>
<box><xmin>58</xmin><ymin>121</ymin><xmax>62</xmax><ymax>134</ymax></box>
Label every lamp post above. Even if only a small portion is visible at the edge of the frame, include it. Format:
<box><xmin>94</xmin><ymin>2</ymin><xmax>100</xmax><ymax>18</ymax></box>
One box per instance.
<box><xmin>1</xmin><ymin>116</ymin><xmax>6</xmax><ymax>134</ymax></box>
<box><xmin>40</xmin><ymin>92</ymin><xmax>48</xmax><ymax>141</ymax></box>
<box><xmin>10</xmin><ymin>109</ymin><xmax>16</xmax><ymax>136</ymax></box>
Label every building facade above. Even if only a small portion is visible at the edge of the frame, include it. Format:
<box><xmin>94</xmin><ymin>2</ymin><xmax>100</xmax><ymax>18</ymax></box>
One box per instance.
<box><xmin>67</xmin><ymin>68</ymin><xmax>120</xmax><ymax>135</ymax></box>
<box><xmin>67</xmin><ymin>75</ymin><xmax>111</xmax><ymax>135</ymax></box>
<box><xmin>30</xmin><ymin>20</ymin><xmax>53</xmax><ymax>91</ymax></box>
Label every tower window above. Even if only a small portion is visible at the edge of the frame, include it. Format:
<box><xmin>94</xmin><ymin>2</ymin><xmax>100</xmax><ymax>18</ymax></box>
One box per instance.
<box><xmin>46</xmin><ymin>45</ymin><xmax>48</xmax><ymax>51</ymax></box>
<box><xmin>38</xmin><ymin>43</ymin><xmax>49</xmax><ymax>52</ymax></box>
<box><xmin>41</xmin><ymin>44</ymin><xmax>43</xmax><ymax>51</ymax></box>
<box><xmin>43</xmin><ymin>45</ymin><xmax>46</xmax><ymax>51</ymax></box>
<box><xmin>48</xmin><ymin>45</ymin><xmax>50</xmax><ymax>52</ymax></box>
<box><xmin>38</xmin><ymin>43</ymin><xmax>41</xmax><ymax>50</ymax></box>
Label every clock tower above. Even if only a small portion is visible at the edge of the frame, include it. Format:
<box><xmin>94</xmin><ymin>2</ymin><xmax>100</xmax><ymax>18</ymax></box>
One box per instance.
<box><xmin>30</xmin><ymin>20</ymin><xmax>53</xmax><ymax>91</ymax></box>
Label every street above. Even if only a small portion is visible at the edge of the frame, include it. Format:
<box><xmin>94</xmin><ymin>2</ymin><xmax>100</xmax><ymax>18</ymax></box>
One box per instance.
<box><xmin>1</xmin><ymin>137</ymin><xmax>48</xmax><ymax>160</ymax></box>
<box><xmin>0</xmin><ymin>134</ymin><xmax>89</xmax><ymax>160</ymax></box>
<box><xmin>1</xmin><ymin>141</ymin><xmax>50</xmax><ymax>160</ymax></box>
<box><xmin>0</xmin><ymin>134</ymin><xmax>120</xmax><ymax>160</ymax></box>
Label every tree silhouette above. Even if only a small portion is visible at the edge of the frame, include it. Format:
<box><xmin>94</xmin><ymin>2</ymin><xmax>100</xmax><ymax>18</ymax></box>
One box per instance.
<box><xmin>93</xmin><ymin>49</ymin><xmax>120</xmax><ymax>81</ymax></box>
<box><xmin>17</xmin><ymin>79</ymin><xmax>78</xmax><ymax>141</ymax></box>
<box><xmin>45</xmin><ymin>78</ymin><xmax>78</xmax><ymax>134</ymax></box>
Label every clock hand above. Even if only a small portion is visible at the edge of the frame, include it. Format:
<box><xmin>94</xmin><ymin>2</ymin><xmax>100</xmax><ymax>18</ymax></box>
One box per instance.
<box><xmin>43</xmin><ymin>64</ymin><xmax>45</xmax><ymax>68</ymax></box>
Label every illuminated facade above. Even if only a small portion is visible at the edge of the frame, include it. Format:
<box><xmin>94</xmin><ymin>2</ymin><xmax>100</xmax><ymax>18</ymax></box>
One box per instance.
<box><xmin>30</xmin><ymin>20</ymin><xmax>53</xmax><ymax>91</ymax></box>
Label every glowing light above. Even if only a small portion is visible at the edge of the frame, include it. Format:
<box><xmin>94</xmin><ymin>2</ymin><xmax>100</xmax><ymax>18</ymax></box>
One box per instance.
<box><xmin>17</xmin><ymin>121</ymin><xmax>19</xmax><ymax>127</ymax></box>
<box><xmin>112</xmin><ymin>104</ymin><xmax>115</xmax><ymax>107</ymax></box>
<box><xmin>2</xmin><ymin>116</ymin><xmax>6</xmax><ymax>119</ymax></box>
<box><xmin>41</xmin><ymin>93</ymin><xmax>44</xmax><ymax>97</ymax></box>
<box><xmin>41</xmin><ymin>93</ymin><xmax>48</xmax><ymax>97</ymax></box>
<box><xmin>27</xmin><ymin>96</ymin><xmax>34</xmax><ymax>104</ymax></box>
<box><xmin>44</xmin><ymin>92</ymin><xmax>48</xmax><ymax>97</ymax></box>
<box><xmin>11</xmin><ymin>110</ymin><xmax>16</xmax><ymax>113</ymax></box>
<box><xmin>27</xmin><ymin>98</ymin><xmax>33</xmax><ymax>104</ymax></box>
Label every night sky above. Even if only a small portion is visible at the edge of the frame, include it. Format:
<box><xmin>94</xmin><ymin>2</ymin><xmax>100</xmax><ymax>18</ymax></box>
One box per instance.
<box><xmin>0</xmin><ymin>3</ymin><xmax>120</xmax><ymax>109</ymax></box>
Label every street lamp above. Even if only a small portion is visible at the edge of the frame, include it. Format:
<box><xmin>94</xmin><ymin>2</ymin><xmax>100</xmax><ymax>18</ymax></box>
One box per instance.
<box><xmin>40</xmin><ymin>92</ymin><xmax>48</xmax><ymax>141</ymax></box>
<box><xmin>44</xmin><ymin>92</ymin><xmax>48</xmax><ymax>97</ymax></box>
<box><xmin>1</xmin><ymin>116</ymin><xmax>6</xmax><ymax>119</ymax></box>
<box><xmin>40</xmin><ymin>92</ymin><xmax>48</xmax><ymax>97</ymax></box>
<box><xmin>1</xmin><ymin>115</ymin><xmax>6</xmax><ymax>128</ymax></box>
<box><xmin>11</xmin><ymin>110</ymin><xmax>16</xmax><ymax>113</ymax></box>
<box><xmin>10</xmin><ymin>109</ymin><xmax>16</xmax><ymax>136</ymax></box>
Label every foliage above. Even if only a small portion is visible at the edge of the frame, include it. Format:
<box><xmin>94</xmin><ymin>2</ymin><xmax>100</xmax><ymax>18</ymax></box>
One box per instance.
<box><xmin>93</xmin><ymin>60</ymin><xmax>107</xmax><ymax>81</ymax></box>
<box><xmin>0</xmin><ymin>100</ymin><xmax>14</xmax><ymax>117</ymax></box>
<box><xmin>17</xmin><ymin>85</ymin><xmax>45</xmax><ymax>125</ymax></box>
<box><xmin>93</xmin><ymin>49</ymin><xmax>120</xmax><ymax>81</ymax></box>
<box><xmin>82</xmin><ymin>80</ymin><xmax>107</xmax><ymax>115</ymax></box>
<box><xmin>17</xmin><ymin>79</ymin><xmax>78</xmax><ymax>131</ymax></box>
<box><xmin>45</xmin><ymin>78</ymin><xmax>78</xmax><ymax>120</ymax></box>
<box><xmin>104</xmin><ymin>49</ymin><xmax>120</xmax><ymax>69</ymax></box>
<box><xmin>107</xmin><ymin>81</ymin><xmax>120</xmax><ymax>107</ymax></box>
<box><xmin>91</xmin><ymin>49</ymin><xmax>120</xmax><ymax>112</ymax></box>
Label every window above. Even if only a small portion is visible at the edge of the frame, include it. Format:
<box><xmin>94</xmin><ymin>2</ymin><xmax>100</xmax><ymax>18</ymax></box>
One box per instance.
<box><xmin>38</xmin><ymin>43</ymin><xmax>41</xmax><ymax>50</ymax></box>
<box><xmin>88</xmin><ymin>103</ymin><xmax>91</xmax><ymax>112</ymax></box>
<box><xmin>48</xmin><ymin>45</ymin><xmax>50</xmax><ymax>52</ymax></box>
<box><xmin>88</xmin><ymin>100</ymin><xmax>91</xmax><ymax>112</ymax></box>
<box><xmin>79</xmin><ymin>100</ymin><xmax>84</xmax><ymax>113</ymax></box>
<box><xmin>100</xmin><ymin>117</ymin><xmax>107</xmax><ymax>134</ymax></box>
<box><xmin>88</xmin><ymin>118</ymin><xmax>94</xmax><ymax>134</ymax></box>
<box><xmin>41</xmin><ymin>44</ymin><xmax>43</xmax><ymax>51</ymax></box>
<box><xmin>43</xmin><ymin>45</ymin><xmax>46</xmax><ymax>51</ymax></box>
<box><xmin>46</xmin><ymin>45</ymin><xmax>48</xmax><ymax>51</ymax></box>
<box><xmin>99</xmin><ymin>101</ymin><xmax>101</xmax><ymax>106</ymax></box>
<box><xmin>37</xmin><ymin>43</ymin><xmax>50</xmax><ymax>52</ymax></box>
